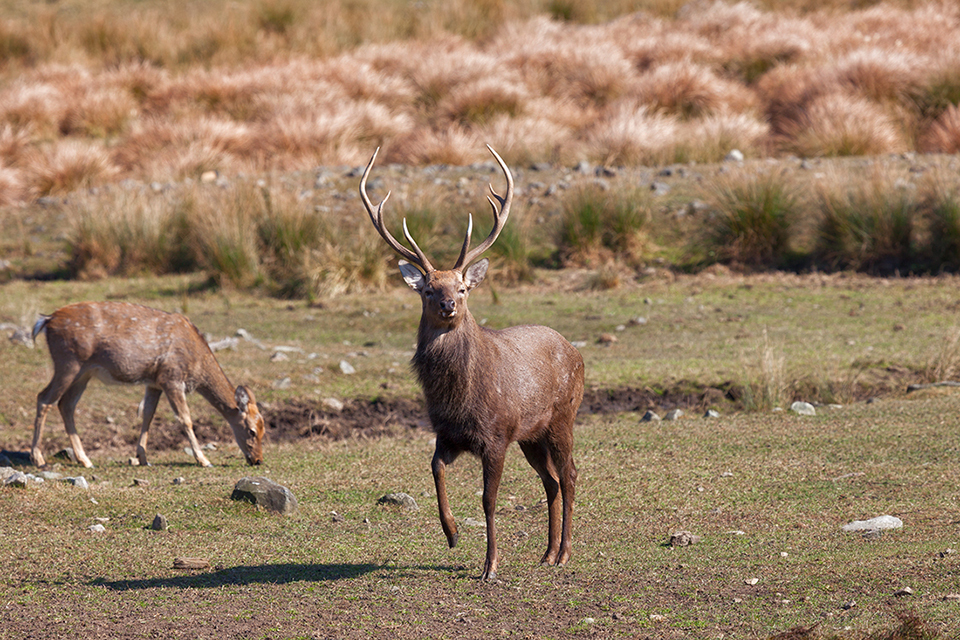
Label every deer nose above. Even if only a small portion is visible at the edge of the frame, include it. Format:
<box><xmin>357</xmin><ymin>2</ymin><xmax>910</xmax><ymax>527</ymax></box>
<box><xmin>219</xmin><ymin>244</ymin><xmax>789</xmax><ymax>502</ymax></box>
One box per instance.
<box><xmin>439</xmin><ymin>299</ymin><xmax>457</xmax><ymax>316</ymax></box>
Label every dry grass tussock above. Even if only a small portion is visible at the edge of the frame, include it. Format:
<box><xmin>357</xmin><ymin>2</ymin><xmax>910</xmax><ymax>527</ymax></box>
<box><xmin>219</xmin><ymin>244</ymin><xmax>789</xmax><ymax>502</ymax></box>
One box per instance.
<box><xmin>2</xmin><ymin>2</ymin><xmax>960</xmax><ymax>202</ymax></box>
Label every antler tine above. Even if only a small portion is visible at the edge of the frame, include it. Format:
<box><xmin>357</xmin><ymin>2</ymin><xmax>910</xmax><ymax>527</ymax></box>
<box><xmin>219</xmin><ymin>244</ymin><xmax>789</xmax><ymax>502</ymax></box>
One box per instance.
<box><xmin>454</xmin><ymin>145</ymin><xmax>513</xmax><ymax>270</ymax></box>
<box><xmin>359</xmin><ymin>148</ymin><xmax>434</xmax><ymax>273</ymax></box>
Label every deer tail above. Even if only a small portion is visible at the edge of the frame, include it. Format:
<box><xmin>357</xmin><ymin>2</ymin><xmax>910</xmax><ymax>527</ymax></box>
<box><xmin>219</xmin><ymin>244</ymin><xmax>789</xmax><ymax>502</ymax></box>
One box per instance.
<box><xmin>31</xmin><ymin>314</ymin><xmax>51</xmax><ymax>343</ymax></box>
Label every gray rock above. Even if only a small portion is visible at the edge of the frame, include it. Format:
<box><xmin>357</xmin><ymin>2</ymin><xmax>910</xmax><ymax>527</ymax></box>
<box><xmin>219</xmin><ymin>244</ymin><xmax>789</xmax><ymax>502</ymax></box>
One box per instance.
<box><xmin>231</xmin><ymin>476</ymin><xmax>299</xmax><ymax>515</ymax></box>
<box><xmin>63</xmin><ymin>476</ymin><xmax>89</xmax><ymax>489</ymax></box>
<box><xmin>725</xmin><ymin>149</ymin><xmax>745</xmax><ymax>162</ymax></box>
<box><xmin>3</xmin><ymin>471</ymin><xmax>29</xmax><ymax>488</ymax></box>
<box><xmin>53</xmin><ymin>447</ymin><xmax>78</xmax><ymax>464</ymax></box>
<box><xmin>669</xmin><ymin>530</ymin><xmax>702</xmax><ymax>546</ymax></box>
<box><xmin>790</xmin><ymin>401</ymin><xmax>816</xmax><ymax>416</ymax></box>
<box><xmin>322</xmin><ymin>397</ymin><xmax>344</xmax><ymax>412</ymax></box>
<box><xmin>339</xmin><ymin>360</ymin><xmax>356</xmax><ymax>375</ymax></box>
<box><xmin>88</xmin><ymin>524</ymin><xmax>106</xmax><ymax>533</ymax></box>
<box><xmin>842</xmin><ymin>515</ymin><xmax>903</xmax><ymax>532</ymax></box>
<box><xmin>8</xmin><ymin>327</ymin><xmax>33</xmax><ymax>348</ymax></box>
<box><xmin>377</xmin><ymin>492</ymin><xmax>419</xmax><ymax>511</ymax></box>
<box><xmin>640</xmin><ymin>410</ymin><xmax>661</xmax><ymax>422</ymax></box>
<box><xmin>664</xmin><ymin>409</ymin><xmax>684</xmax><ymax>421</ymax></box>
<box><xmin>151</xmin><ymin>514</ymin><xmax>168</xmax><ymax>531</ymax></box>
<box><xmin>703</xmin><ymin>409</ymin><xmax>721</xmax><ymax>418</ymax></box>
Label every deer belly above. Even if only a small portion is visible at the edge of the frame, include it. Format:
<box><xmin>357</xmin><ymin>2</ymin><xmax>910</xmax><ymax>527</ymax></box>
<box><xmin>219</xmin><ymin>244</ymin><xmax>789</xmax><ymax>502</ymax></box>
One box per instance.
<box><xmin>90</xmin><ymin>365</ymin><xmax>149</xmax><ymax>386</ymax></box>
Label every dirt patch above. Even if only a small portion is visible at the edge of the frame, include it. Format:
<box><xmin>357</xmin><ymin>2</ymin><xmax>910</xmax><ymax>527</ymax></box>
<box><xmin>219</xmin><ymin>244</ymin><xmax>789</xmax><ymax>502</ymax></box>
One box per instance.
<box><xmin>11</xmin><ymin>371</ymin><xmax>921</xmax><ymax>464</ymax></box>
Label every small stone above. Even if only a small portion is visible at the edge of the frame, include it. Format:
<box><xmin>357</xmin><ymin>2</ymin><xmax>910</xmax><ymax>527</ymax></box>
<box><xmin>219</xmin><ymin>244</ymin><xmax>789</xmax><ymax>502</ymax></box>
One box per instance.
<box><xmin>944</xmin><ymin>594</ymin><xmax>960</xmax><ymax>601</ymax></box>
<box><xmin>339</xmin><ymin>360</ymin><xmax>356</xmax><ymax>375</ymax></box>
<box><xmin>462</xmin><ymin>517</ymin><xmax>486</xmax><ymax>528</ymax></box>
<box><xmin>640</xmin><ymin>410</ymin><xmax>661</xmax><ymax>422</ymax></box>
<box><xmin>128</xmin><ymin>457</ymin><xmax>140</xmax><ymax>466</ymax></box>
<box><xmin>669</xmin><ymin>531</ymin><xmax>701</xmax><ymax>547</ymax></box>
<box><xmin>88</xmin><ymin>524</ymin><xmax>106</xmax><ymax>533</ymax></box>
<box><xmin>842</xmin><ymin>601</ymin><xmax>856</xmax><ymax>610</ymax></box>
<box><xmin>270</xmin><ymin>351</ymin><xmax>289</xmax><ymax>362</ymax></box>
<box><xmin>200</xmin><ymin>170</ymin><xmax>218</xmax><ymax>183</ymax></box>
<box><xmin>64</xmin><ymin>476</ymin><xmax>89</xmax><ymax>490</ymax></box>
<box><xmin>597</xmin><ymin>333</ymin><xmax>618</xmax><ymax>344</ymax></box>
<box><xmin>745</xmin><ymin>578</ymin><xmax>759</xmax><ymax>586</ymax></box>
<box><xmin>893</xmin><ymin>587</ymin><xmax>914</xmax><ymax>597</ymax></box>
<box><xmin>3</xmin><ymin>471</ymin><xmax>29</xmax><ymax>488</ymax></box>
<box><xmin>272</xmin><ymin>377</ymin><xmax>292</xmax><ymax>389</ymax></box>
<box><xmin>321</xmin><ymin>397</ymin><xmax>344</xmax><ymax>412</ymax></box>
<box><xmin>53</xmin><ymin>448</ymin><xmax>78</xmax><ymax>464</ymax></box>
<box><xmin>725</xmin><ymin>149</ymin><xmax>744</xmax><ymax>162</ymax></box>
<box><xmin>703</xmin><ymin>409</ymin><xmax>721</xmax><ymax>418</ymax></box>
<box><xmin>133</xmin><ymin>478</ymin><xmax>149</xmax><ymax>487</ymax></box>
<box><xmin>581</xmin><ymin>617</ymin><xmax>596</xmax><ymax>625</ymax></box>
<box><xmin>377</xmin><ymin>492</ymin><xmax>419</xmax><ymax>511</ymax></box>
<box><xmin>172</xmin><ymin>477</ymin><xmax>186</xmax><ymax>485</ymax></box>
<box><xmin>231</xmin><ymin>477</ymin><xmax>299</xmax><ymax>515</ymax></box>
<box><xmin>842</xmin><ymin>515</ymin><xmax>903</xmax><ymax>532</ymax></box>
<box><xmin>664</xmin><ymin>409</ymin><xmax>684</xmax><ymax>421</ymax></box>
<box><xmin>790</xmin><ymin>401</ymin><xmax>816</xmax><ymax>416</ymax></box>
<box><xmin>151</xmin><ymin>514</ymin><xmax>168</xmax><ymax>531</ymax></box>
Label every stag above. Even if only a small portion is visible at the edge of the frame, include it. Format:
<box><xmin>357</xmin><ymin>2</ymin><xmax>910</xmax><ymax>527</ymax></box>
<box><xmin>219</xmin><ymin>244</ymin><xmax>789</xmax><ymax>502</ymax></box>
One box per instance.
<box><xmin>31</xmin><ymin>301</ymin><xmax>265</xmax><ymax>468</ymax></box>
<box><xmin>360</xmin><ymin>145</ymin><xmax>584</xmax><ymax>580</ymax></box>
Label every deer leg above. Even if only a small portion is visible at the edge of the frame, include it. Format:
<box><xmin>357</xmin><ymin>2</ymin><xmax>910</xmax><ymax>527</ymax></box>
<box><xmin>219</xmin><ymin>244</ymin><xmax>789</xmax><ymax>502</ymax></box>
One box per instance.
<box><xmin>136</xmin><ymin>386</ymin><xmax>163</xmax><ymax>466</ymax></box>
<box><xmin>551</xmin><ymin>440</ymin><xmax>578</xmax><ymax>568</ymax></box>
<box><xmin>519</xmin><ymin>441</ymin><xmax>563</xmax><ymax>566</ymax></box>
<box><xmin>431</xmin><ymin>442</ymin><xmax>461</xmax><ymax>549</ymax></box>
<box><xmin>32</xmin><ymin>365</ymin><xmax>82</xmax><ymax>468</ymax></box>
<box><xmin>164</xmin><ymin>385</ymin><xmax>211</xmax><ymax>467</ymax></box>
<box><xmin>57</xmin><ymin>377</ymin><xmax>94</xmax><ymax>468</ymax></box>
<box><xmin>480</xmin><ymin>450</ymin><xmax>506</xmax><ymax>581</ymax></box>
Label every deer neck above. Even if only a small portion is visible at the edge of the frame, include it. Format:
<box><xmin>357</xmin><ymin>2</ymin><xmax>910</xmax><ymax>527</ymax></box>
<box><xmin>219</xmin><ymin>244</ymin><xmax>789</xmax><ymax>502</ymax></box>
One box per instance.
<box><xmin>195</xmin><ymin>362</ymin><xmax>240</xmax><ymax>422</ymax></box>
<box><xmin>413</xmin><ymin>311</ymin><xmax>482</xmax><ymax>402</ymax></box>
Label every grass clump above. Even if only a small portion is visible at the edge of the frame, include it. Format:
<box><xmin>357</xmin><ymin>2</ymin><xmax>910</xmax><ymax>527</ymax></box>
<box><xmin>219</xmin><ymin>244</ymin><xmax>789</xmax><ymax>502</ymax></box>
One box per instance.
<box><xmin>813</xmin><ymin>171</ymin><xmax>920</xmax><ymax>275</ymax></box>
<box><xmin>557</xmin><ymin>183</ymin><xmax>651</xmax><ymax>268</ymax></box>
<box><xmin>700</xmin><ymin>170</ymin><xmax>799</xmax><ymax>270</ymax></box>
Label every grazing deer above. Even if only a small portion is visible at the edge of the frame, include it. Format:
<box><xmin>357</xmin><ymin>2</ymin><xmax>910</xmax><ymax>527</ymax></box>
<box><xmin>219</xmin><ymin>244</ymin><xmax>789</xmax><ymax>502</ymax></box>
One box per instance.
<box><xmin>31</xmin><ymin>301</ymin><xmax>265</xmax><ymax>468</ymax></box>
<box><xmin>360</xmin><ymin>145</ymin><xmax>584</xmax><ymax>580</ymax></box>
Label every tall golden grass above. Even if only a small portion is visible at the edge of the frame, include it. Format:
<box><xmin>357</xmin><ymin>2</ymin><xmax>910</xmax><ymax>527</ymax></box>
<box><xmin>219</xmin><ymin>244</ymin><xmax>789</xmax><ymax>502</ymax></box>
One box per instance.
<box><xmin>1</xmin><ymin>1</ymin><xmax>959</xmax><ymax>205</ymax></box>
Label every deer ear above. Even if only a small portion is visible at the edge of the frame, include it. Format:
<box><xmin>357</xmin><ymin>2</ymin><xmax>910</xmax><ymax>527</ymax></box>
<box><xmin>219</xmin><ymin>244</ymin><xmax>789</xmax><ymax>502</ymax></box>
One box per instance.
<box><xmin>235</xmin><ymin>386</ymin><xmax>251</xmax><ymax>410</ymax></box>
<box><xmin>398</xmin><ymin>260</ymin><xmax>425</xmax><ymax>291</ymax></box>
<box><xmin>463</xmin><ymin>258</ymin><xmax>488</xmax><ymax>289</ymax></box>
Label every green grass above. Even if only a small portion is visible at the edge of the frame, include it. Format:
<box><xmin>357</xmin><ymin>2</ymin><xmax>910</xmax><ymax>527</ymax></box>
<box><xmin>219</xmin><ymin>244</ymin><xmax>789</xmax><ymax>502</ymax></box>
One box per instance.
<box><xmin>1</xmin><ymin>395</ymin><xmax>960</xmax><ymax>637</ymax></box>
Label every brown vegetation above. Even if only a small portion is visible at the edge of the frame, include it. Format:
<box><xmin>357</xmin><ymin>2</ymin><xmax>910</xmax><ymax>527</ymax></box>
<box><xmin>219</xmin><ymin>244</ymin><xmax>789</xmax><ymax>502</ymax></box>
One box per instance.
<box><xmin>1</xmin><ymin>1</ymin><xmax>960</xmax><ymax>202</ymax></box>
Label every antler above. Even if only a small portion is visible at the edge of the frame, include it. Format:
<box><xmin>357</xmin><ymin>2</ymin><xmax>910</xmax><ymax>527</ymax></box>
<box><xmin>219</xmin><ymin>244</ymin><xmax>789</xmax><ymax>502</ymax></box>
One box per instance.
<box><xmin>453</xmin><ymin>145</ymin><xmax>514</xmax><ymax>271</ymax></box>
<box><xmin>359</xmin><ymin>147</ymin><xmax>435</xmax><ymax>273</ymax></box>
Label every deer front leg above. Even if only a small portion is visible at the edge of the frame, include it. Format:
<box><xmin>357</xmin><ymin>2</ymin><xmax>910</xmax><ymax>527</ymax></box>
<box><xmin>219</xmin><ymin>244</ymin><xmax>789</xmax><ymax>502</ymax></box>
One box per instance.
<box><xmin>480</xmin><ymin>451</ymin><xmax>506</xmax><ymax>581</ymax></box>
<box><xmin>431</xmin><ymin>443</ymin><xmax>461</xmax><ymax>549</ymax></box>
<box><xmin>136</xmin><ymin>387</ymin><xmax>163</xmax><ymax>466</ymax></box>
<box><xmin>165</xmin><ymin>385</ymin><xmax>212</xmax><ymax>467</ymax></box>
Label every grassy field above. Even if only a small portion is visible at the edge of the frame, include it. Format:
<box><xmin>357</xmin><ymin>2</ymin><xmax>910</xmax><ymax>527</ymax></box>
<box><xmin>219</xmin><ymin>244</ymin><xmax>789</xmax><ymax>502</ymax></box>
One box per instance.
<box><xmin>2</xmin><ymin>274</ymin><xmax>960</xmax><ymax>638</ymax></box>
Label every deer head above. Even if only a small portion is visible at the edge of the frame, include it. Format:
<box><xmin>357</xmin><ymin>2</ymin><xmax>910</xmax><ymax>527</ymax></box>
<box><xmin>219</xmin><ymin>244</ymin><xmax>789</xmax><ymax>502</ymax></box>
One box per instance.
<box><xmin>359</xmin><ymin>145</ymin><xmax>513</xmax><ymax>329</ymax></box>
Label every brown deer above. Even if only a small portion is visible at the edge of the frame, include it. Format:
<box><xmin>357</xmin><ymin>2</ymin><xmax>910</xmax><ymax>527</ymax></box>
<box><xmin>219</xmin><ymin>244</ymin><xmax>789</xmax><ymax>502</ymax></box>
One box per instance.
<box><xmin>360</xmin><ymin>145</ymin><xmax>584</xmax><ymax>580</ymax></box>
<box><xmin>31</xmin><ymin>301</ymin><xmax>265</xmax><ymax>468</ymax></box>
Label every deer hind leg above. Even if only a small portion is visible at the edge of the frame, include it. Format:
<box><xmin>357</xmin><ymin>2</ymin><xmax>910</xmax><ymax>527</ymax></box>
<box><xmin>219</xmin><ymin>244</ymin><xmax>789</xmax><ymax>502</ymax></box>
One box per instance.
<box><xmin>32</xmin><ymin>364</ymin><xmax>83</xmax><ymax>468</ymax></box>
<box><xmin>519</xmin><ymin>440</ymin><xmax>563</xmax><ymax>566</ymax></box>
<box><xmin>56</xmin><ymin>376</ymin><xmax>94</xmax><ymax>468</ymax></box>
<box><xmin>164</xmin><ymin>384</ymin><xmax>211</xmax><ymax>467</ymax></box>
<box><xmin>431</xmin><ymin>442</ymin><xmax>462</xmax><ymax>550</ymax></box>
<box><xmin>135</xmin><ymin>386</ymin><xmax>163</xmax><ymax>466</ymax></box>
<box><xmin>480</xmin><ymin>450</ymin><xmax>506</xmax><ymax>581</ymax></box>
<box><xmin>551</xmin><ymin>438</ymin><xmax>577</xmax><ymax>568</ymax></box>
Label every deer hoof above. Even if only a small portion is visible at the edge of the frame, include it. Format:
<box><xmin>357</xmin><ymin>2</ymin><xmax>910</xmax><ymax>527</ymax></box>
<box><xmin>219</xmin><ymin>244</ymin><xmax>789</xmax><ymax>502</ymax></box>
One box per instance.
<box><xmin>447</xmin><ymin>531</ymin><xmax>459</xmax><ymax>548</ymax></box>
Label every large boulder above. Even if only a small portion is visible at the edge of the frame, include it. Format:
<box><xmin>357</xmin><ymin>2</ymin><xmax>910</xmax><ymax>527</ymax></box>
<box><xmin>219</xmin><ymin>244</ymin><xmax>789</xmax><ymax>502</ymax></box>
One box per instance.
<box><xmin>231</xmin><ymin>477</ymin><xmax>298</xmax><ymax>515</ymax></box>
